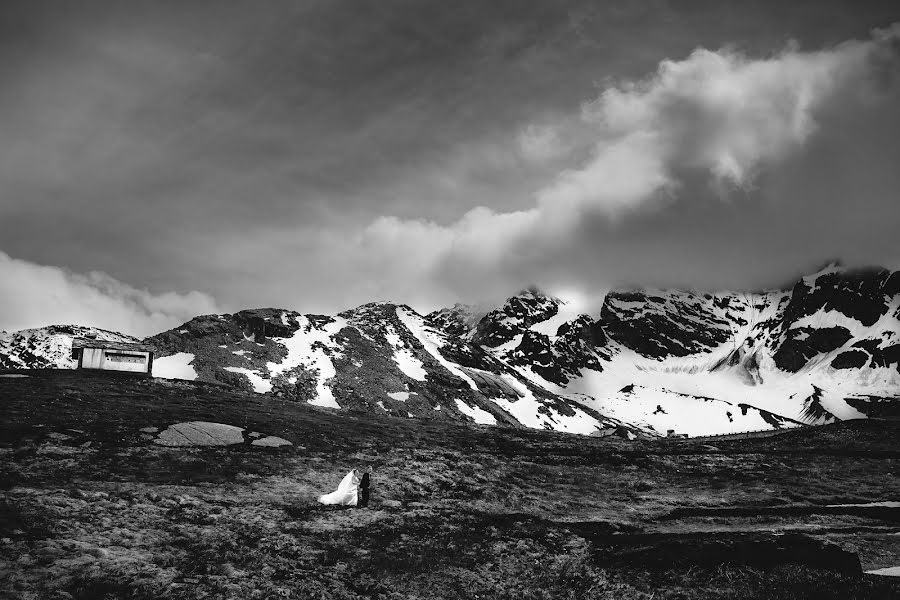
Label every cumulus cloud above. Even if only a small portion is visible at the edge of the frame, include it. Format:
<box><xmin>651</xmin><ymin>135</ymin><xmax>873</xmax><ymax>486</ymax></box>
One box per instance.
<box><xmin>348</xmin><ymin>24</ymin><xmax>900</xmax><ymax>304</ymax></box>
<box><xmin>0</xmin><ymin>251</ymin><xmax>220</xmax><ymax>336</ymax></box>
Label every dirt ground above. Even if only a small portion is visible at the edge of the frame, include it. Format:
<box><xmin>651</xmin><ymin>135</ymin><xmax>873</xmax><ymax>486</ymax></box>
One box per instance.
<box><xmin>2</xmin><ymin>370</ymin><xmax>899</xmax><ymax>599</ymax></box>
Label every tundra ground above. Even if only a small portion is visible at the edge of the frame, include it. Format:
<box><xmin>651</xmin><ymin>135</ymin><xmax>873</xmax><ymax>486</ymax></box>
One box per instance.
<box><xmin>1</xmin><ymin>370</ymin><xmax>899</xmax><ymax>599</ymax></box>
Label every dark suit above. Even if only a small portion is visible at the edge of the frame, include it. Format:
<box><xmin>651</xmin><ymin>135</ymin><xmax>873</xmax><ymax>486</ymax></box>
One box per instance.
<box><xmin>359</xmin><ymin>473</ymin><xmax>370</xmax><ymax>507</ymax></box>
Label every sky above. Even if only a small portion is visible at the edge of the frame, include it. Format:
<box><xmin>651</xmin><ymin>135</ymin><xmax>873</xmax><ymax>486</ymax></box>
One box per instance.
<box><xmin>1</xmin><ymin>0</ymin><xmax>899</xmax><ymax>336</ymax></box>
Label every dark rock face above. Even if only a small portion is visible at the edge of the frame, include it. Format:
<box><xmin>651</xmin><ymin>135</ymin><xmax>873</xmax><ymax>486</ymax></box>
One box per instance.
<box><xmin>508</xmin><ymin>331</ymin><xmax>559</xmax><ymax>384</ymax></box>
<box><xmin>472</xmin><ymin>289</ymin><xmax>560</xmax><ymax>347</ymax></box>
<box><xmin>557</xmin><ymin>315</ymin><xmax>606</xmax><ymax>348</ymax></box>
<box><xmin>831</xmin><ymin>349</ymin><xmax>869</xmax><ymax>369</ymax></box>
<box><xmin>773</xmin><ymin>327</ymin><xmax>852</xmax><ymax>373</ymax></box>
<box><xmin>601</xmin><ymin>291</ymin><xmax>734</xmax><ymax>359</ymax></box>
<box><xmin>425</xmin><ymin>304</ymin><xmax>481</xmax><ymax>338</ymax></box>
<box><xmin>855</xmin><ymin>341</ymin><xmax>900</xmax><ymax>369</ymax></box>
<box><xmin>800</xmin><ymin>386</ymin><xmax>838</xmax><ymax>423</ymax></box>
<box><xmin>781</xmin><ymin>268</ymin><xmax>896</xmax><ymax>329</ymax></box>
<box><xmin>233</xmin><ymin>308</ymin><xmax>299</xmax><ymax>341</ymax></box>
<box><xmin>549</xmin><ymin>316</ymin><xmax>607</xmax><ymax>379</ymax></box>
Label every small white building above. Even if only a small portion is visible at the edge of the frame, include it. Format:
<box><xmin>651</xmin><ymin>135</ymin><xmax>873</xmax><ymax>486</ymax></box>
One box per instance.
<box><xmin>71</xmin><ymin>337</ymin><xmax>154</xmax><ymax>374</ymax></box>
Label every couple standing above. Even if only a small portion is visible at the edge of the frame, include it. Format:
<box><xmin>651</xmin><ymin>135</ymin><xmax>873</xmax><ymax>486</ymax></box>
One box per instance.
<box><xmin>317</xmin><ymin>468</ymin><xmax>371</xmax><ymax>507</ymax></box>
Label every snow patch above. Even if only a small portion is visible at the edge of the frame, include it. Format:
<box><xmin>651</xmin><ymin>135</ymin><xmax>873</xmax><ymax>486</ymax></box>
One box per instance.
<box><xmin>397</xmin><ymin>308</ymin><xmax>479</xmax><ymax>391</ymax></box>
<box><xmin>866</xmin><ymin>566</ymin><xmax>900</xmax><ymax>577</ymax></box>
<box><xmin>267</xmin><ymin>316</ymin><xmax>347</xmax><ymax>409</ymax></box>
<box><xmin>153</xmin><ymin>353</ymin><xmax>198</xmax><ymax>381</ymax></box>
<box><xmin>385</xmin><ymin>326</ymin><xmax>428</xmax><ymax>381</ymax></box>
<box><xmin>388</xmin><ymin>391</ymin><xmax>410</xmax><ymax>401</ymax></box>
<box><xmin>492</xmin><ymin>375</ymin><xmax>602</xmax><ymax>435</ymax></box>
<box><xmin>454</xmin><ymin>399</ymin><xmax>497</xmax><ymax>425</ymax></box>
<box><xmin>223</xmin><ymin>367</ymin><xmax>273</xmax><ymax>393</ymax></box>
<box><xmin>530</xmin><ymin>299</ymin><xmax>581</xmax><ymax>338</ymax></box>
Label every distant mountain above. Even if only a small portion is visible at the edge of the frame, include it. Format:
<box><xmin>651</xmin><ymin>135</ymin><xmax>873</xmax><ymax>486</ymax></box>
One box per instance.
<box><xmin>457</xmin><ymin>264</ymin><xmax>898</xmax><ymax>436</ymax></box>
<box><xmin>2</xmin><ymin>265</ymin><xmax>898</xmax><ymax>438</ymax></box>
<box><xmin>0</xmin><ymin>325</ymin><xmax>139</xmax><ymax>370</ymax></box>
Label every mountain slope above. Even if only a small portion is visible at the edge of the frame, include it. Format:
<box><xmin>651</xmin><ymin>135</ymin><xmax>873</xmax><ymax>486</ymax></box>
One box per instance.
<box><xmin>2</xmin><ymin>264</ymin><xmax>897</xmax><ymax>438</ymax></box>
<box><xmin>143</xmin><ymin>303</ymin><xmax>627</xmax><ymax>437</ymax></box>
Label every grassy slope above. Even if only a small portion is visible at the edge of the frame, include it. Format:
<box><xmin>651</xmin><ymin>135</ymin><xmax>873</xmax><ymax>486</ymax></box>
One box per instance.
<box><xmin>1</xmin><ymin>370</ymin><xmax>899</xmax><ymax>599</ymax></box>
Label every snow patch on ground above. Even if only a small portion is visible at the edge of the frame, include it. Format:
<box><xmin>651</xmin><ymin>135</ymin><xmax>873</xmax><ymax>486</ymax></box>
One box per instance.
<box><xmin>385</xmin><ymin>326</ymin><xmax>428</xmax><ymax>381</ymax></box>
<box><xmin>530</xmin><ymin>299</ymin><xmax>581</xmax><ymax>338</ymax></box>
<box><xmin>223</xmin><ymin>367</ymin><xmax>273</xmax><ymax>393</ymax></box>
<box><xmin>153</xmin><ymin>353</ymin><xmax>198</xmax><ymax>381</ymax></box>
<box><xmin>559</xmin><ymin>340</ymin><xmax>895</xmax><ymax>436</ymax></box>
<box><xmin>267</xmin><ymin>316</ymin><xmax>347</xmax><ymax>409</ymax></box>
<box><xmin>493</xmin><ymin>334</ymin><xmax>523</xmax><ymax>354</ymax></box>
<box><xmin>388</xmin><ymin>391</ymin><xmax>410</xmax><ymax>401</ymax></box>
<box><xmin>493</xmin><ymin>375</ymin><xmax>602</xmax><ymax>435</ymax></box>
<box><xmin>866</xmin><ymin>566</ymin><xmax>900</xmax><ymax>576</ymax></box>
<box><xmin>397</xmin><ymin>308</ymin><xmax>479</xmax><ymax>391</ymax></box>
<box><xmin>454</xmin><ymin>399</ymin><xmax>497</xmax><ymax>425</ymax></box>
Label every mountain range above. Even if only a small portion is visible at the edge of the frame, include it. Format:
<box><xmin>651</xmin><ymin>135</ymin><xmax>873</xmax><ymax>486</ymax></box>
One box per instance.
<box><xmin>2</xmin><ymin>264</ymin><xmax>898</xmax><ymax>438</ymax></box>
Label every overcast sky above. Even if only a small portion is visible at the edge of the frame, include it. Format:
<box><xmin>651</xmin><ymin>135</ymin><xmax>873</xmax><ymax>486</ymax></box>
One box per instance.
<box><xmin>1</xmin><ymin>0</ymin><xmax>899</xmax><ymax>336</ymax></box>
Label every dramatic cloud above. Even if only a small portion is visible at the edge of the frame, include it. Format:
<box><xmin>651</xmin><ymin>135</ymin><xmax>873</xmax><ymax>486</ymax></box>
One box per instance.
<box><xmin>2</xmin><ymin>4</ymin><xmax>899</xmax><ymax>321</ymax></box>
<box><xmin>0</xmin><ymin>252</ymin><xmax>220</xmax><ymax>336</ymax></box>
<box><xmin>350</xmin><ymin>24</ymin><xmax>900</xmax><ymax>305</ymax></box>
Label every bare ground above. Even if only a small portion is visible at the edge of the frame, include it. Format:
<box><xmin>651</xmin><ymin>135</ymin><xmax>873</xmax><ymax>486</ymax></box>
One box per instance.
<box><xmin>1</xmin><ymin>369</ymin><xmax>899</xmax><ymax>599</ymax></box>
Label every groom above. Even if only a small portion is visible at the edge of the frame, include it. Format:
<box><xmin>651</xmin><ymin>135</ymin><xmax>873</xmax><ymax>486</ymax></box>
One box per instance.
<box><xmin>358</xmin><ymin>468</ymin><xmax>371</xmax><ymax>508</ymax></box>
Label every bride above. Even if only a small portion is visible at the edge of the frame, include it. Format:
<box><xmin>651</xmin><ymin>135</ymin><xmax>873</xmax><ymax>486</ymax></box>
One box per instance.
<box><xmin>317</xmin><ymin>469</ymin><xmax>360</xmax><ymax>506</ymax></box>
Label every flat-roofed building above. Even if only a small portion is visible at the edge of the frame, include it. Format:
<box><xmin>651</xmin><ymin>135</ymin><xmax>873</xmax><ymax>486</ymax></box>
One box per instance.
<box><xmin>71</xmin><ymin>337</ymin><xmax>154</xmax><ymax>374</ymax></box>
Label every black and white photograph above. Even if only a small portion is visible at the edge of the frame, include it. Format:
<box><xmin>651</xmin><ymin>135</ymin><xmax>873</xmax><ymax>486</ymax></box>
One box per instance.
<box><xmin>2</xmin><ymin>1</ymin><xmax>900</xmax><ymax>598</ymax></box>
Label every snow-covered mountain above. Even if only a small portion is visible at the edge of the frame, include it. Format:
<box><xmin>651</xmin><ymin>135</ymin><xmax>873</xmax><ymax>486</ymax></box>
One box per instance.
<box><xmin>143</xmin><ymin>303</ymin><xmax>628</xmax><ymax>437</ymax></box>
<box><xmin>2</xmin><ymin>264</ymin><xmax>897</xmax><ymax>438</ymax></box>
<box><xmin>456</xmin><ymin>264</ymin><xmax>899</xmax><ymax>436</ymax></box>
<box><xmin>0</xmin><ymin>325</ymin><xmax>140</xmax><ymax>369</ymax></box>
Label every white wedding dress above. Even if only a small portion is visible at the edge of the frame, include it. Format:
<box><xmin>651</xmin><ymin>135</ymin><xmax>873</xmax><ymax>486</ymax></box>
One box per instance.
<box><xmin>317</xmin><ymin>470</ymin><xmax>360</xmax><ymax>506</ymax></box>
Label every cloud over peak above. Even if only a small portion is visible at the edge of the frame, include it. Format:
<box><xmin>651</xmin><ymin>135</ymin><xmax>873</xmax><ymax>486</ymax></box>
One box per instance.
<box><xmin>0</xmin><ymin>252</ymin><xmax>220</xmax><ymax>337</ymax></box>
<box><xmin>351</xmin><ymin>24</ymin><xmax>900</xmax><ymax>305</ymax></box>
